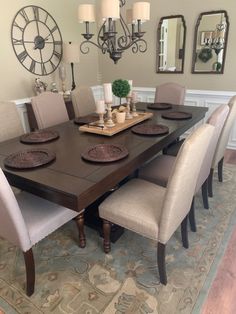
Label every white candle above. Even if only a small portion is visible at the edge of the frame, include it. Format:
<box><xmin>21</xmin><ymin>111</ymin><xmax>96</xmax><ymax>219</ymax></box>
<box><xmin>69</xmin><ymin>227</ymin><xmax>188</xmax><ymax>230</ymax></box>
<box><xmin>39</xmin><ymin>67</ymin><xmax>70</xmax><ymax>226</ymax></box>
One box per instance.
<box><xmin>101</xmin><ymin>0</ymin><xmax>120</xmax><ymax>20</ymax></box>
<box><xmin>103</xmin><ymin>83</ymin><xmax>113</xmax><ymax>103</ymax></box>
<box><xmin>78</xmin><ymin>4</ymin><xmax>95</xmax><ymax>23</ymax></box>
<box><xmin>133</xmin><ymin>2</ymin><xmax>150</xmax><ymax>21</ymax></box>
<box><xmin>96</xmin><ymin>100</ymin><xmax>105</xmax><ymax>113</ymax></box>
<box><xmin>128</xmin><ymin>80</ymin><xmax>133</xmax><ymax>97</ymax></box>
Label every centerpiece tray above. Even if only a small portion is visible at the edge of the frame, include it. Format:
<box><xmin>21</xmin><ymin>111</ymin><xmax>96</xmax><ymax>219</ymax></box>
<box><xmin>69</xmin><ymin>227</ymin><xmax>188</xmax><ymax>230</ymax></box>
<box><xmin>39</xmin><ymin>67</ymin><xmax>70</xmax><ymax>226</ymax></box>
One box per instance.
<box><xmin>79</xmin><ymin>112</ymin><xmax>153</xmax><ymax>136</ymax></box>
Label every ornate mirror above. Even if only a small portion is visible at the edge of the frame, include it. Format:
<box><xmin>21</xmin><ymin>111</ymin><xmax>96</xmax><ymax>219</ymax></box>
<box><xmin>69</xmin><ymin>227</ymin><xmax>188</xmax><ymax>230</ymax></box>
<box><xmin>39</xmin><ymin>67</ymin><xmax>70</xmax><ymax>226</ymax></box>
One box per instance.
<box><xmin>156</xmin><ymin>15</ymin><xmax>186</xmax><ymax>73</ymax></box>
<box><xmin>192</xmin><ymin>10</ymin><xmax>229</xmax><ymax>74</ymax></box>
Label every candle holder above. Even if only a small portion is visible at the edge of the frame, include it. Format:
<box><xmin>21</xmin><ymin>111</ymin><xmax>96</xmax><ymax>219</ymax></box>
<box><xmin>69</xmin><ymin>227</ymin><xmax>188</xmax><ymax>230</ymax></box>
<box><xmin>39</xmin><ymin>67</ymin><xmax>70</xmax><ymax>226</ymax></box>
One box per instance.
<box><xmin>125</xmin><ymin>97</ymin><xmax>133</xmax><ymax>120</ymax></box>
<box><xmin>96</xmin><ymin>111</ymin><xmax>106</xmax><ymax>128</ymax></box>
<box><xmin>105</xmin><ymin>102</ymin><xmax>115</xmax><ymax>127</ymax></box>
<box><xmin>131</xmin><ymin>92</ymin><xmax>138</xmax><ymax>117</ymax></box>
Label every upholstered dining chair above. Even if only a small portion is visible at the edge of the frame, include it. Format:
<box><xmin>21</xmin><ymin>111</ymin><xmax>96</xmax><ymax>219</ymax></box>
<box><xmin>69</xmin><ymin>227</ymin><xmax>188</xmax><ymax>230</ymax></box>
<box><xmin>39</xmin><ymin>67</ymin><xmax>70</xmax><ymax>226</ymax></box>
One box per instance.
<box><xmin>208</xmin><ymin>96</ymin><xmax>236</xmax><ymax>197</ymax></box>
<box><xmin>31</xmin><ymin>92</ymin><xmax>69</xmax><ymax>129</ymax></box>
<box><xmin>0</xmin><ymin>168</ymin><xmax>84</xmax><ymax>296</ymax></box>
<box><xmin>71</xmin><ymin>86</ymin><xmax>96</xmax><ymax>117</ymax></box>
<box><xmin>154</xmin><ymin>82</ymin><xmax>186</xmax><ymax>105</ymax></box>
<box><xmin>99</xmin><ymin>124</ymin><xmax>214</xmax><ymax>284</ymax></box>
<box><xmin>139</xmin><ymin>104</ymin><xmax>229</xmax><ymax>232</ymax></box>
<box><xmin>0</xmin><ymin>101</ymin><xmax>24</xmax><ymax>141</ymax></box>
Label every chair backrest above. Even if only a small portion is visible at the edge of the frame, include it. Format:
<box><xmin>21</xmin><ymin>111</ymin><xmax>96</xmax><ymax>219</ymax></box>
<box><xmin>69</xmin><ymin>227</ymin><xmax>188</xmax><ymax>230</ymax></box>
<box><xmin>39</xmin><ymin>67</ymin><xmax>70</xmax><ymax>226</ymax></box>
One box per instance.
<box><xmin>0</xmin><ymin>101</ymin><xmax>24</xmax><ymax>141</ymax></box>
<box><xmin>154</xmin><ymin>82</ymin><xmax>186</xmax><ymax>105</ymax></box>
<box><xmin>31</xmin><ymin>92</ymin><xmax>69</xmax><ymax>129</ymax></box>
<box><xmin>159</xmin><ymin>124</ymin><xmax>214</xmax><ymax>244</ymax></box>
<box><xmin>195</xmin><ymin>104</ymin><xmax>229</xmax><ymax>192</ymax></box>
<box><xmin>71</xmin><ymin>86</ymin><xmax>96</xmax><ymax>117</ymax></box>
<box><xmin>0</xmin><ymin>169</ymin><xmax>31</xmax><ymax>251</ymax></box>
<box><xmin>212</xmin><ymin>96</ymin><xmax>236</xmax><ymax>168</ymax></box>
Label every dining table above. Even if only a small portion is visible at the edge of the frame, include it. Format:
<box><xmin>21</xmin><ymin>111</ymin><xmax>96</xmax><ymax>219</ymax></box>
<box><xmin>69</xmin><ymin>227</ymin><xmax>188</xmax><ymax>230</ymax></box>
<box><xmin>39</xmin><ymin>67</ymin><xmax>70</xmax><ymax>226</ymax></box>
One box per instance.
<box><xmin>0</xmin><ymin>102</ymin><xmax>208</xmax><ymax>247</ymax></box>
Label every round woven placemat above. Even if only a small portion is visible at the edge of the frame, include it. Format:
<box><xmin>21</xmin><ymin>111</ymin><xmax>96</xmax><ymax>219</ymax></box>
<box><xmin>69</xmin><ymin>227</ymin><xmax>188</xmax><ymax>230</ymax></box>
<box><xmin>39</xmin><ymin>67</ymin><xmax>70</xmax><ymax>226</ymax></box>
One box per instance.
<box><xmin>4</xmin><ymin>149</ymin><xmax>56</xmax><ymax>169</ymax></box>
<box><xmin>132</xmin><ymin>124</ymin><xmax>169</xmax><ymax>136</ymax></box>
<box><xmin>147</xmin><ymin>103</ymin><xmax>172</xmax><ymax>110</ymax></box>
<box><xmin>161</xmin><ymin>111</ymin><xmax>192</xmax><ymax>120</ymax></box>
<box><xmin>81</xmin><ymin>144</ymin><xmax>129</xmax><ymax>163</ymax></box>
<box><xmin>20</xmin><ymin>130</ymin><xmax>59</xmax><ymax>144</ymax></box>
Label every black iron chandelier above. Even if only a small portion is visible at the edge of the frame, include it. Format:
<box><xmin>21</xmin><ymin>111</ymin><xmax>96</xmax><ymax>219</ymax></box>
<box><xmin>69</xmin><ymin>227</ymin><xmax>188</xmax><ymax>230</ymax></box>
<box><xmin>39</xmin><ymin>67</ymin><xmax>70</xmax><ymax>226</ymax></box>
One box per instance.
<box><xmin>78</xmin><ymin>0</ymin><xmax>150</xmax><ymax>64</ymax></box>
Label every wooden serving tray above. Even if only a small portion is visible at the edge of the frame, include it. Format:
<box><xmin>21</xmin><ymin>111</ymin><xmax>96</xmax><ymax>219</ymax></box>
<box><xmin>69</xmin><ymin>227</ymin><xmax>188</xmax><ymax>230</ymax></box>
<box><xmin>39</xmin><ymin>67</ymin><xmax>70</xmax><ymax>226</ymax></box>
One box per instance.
<box><xmin>79</xmin><ymin>112</ymin><xmax>153</xmax><ymax>136</ymax></box>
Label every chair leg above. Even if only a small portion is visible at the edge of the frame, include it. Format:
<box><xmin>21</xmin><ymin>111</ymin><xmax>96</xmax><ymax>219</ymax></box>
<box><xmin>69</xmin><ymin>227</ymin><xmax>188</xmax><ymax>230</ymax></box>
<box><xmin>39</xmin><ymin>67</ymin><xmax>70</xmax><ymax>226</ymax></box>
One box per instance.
<box><xmin>181</xmin><ymin>215</ymin><xmax>189</xmax><ymax>249</ymax></box>
<box><xmin>218</xmin><ymin>157</ymin><xmax>224</xmax><ymax>182</ymax></box>
<box><xmin>157</xmin><ymin>242</ymin><xmax>167</xmax><ymax>285</ymax></box>
<box><xmin>23</xmin><ymin>249</ymin><xmax>35</xmax><ymax>297</ymax></box>
<box><xmin>75</xmin><ymin>212</ymin><xmax>86</xmax><ymax>248</ymax></box>
<box><xmin>201</xmin><ymin>179</ymin><xmax>209</xmax><ymax>209</ymax></box>
<box><xmin>189</xmin><ymin>197</ymin><xmax>197</xmax><ymax>232</ymax></box>
<box><xmin>103</xmin><ymin>219</ymin><xmax>111</xmax><ymax>253</ymax></box>
<box><xmin>208</xmin><ymin>168</ymin><xmax>214</xmax><ymax>197</ymax></box>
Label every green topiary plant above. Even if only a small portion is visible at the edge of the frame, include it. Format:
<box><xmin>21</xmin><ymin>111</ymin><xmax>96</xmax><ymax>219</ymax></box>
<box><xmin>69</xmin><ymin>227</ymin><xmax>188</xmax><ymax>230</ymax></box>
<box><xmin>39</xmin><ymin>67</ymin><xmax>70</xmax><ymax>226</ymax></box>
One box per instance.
<box><xmin>112</xmin><ymin>79</ymin><xmax>130</xmax><ymax>104</ymax></box>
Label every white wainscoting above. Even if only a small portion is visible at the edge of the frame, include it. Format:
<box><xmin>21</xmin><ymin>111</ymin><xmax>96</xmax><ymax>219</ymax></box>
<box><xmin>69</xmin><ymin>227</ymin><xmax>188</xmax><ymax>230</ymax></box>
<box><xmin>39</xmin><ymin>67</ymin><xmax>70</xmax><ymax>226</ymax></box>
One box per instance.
<box><xmin>14</xmin><ymin>86</ymin><xmax>236</xmax><ymax>149</ymax></box>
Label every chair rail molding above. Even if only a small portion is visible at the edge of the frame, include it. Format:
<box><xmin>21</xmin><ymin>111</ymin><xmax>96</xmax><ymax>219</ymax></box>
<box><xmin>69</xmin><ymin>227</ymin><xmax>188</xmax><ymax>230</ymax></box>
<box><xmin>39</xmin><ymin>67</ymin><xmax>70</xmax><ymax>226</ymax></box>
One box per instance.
<box><xmin>14</xmin><ymin>86</ymin><xmax>236</xmax><ymax>149</ymax></box>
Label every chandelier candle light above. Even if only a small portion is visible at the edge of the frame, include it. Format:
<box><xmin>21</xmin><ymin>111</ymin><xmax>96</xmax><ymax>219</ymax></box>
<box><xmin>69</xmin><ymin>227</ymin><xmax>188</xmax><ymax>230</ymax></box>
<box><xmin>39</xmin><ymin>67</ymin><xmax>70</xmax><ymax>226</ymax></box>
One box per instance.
<box><xmin>78</xmin><ymin>0</ymin><xmax>150</xmax><ymax>64</ymax></box>
<box><xmin>103</xmin><ymin>83</ymin><xmax>115</xmax><ymax>127</ymax></box>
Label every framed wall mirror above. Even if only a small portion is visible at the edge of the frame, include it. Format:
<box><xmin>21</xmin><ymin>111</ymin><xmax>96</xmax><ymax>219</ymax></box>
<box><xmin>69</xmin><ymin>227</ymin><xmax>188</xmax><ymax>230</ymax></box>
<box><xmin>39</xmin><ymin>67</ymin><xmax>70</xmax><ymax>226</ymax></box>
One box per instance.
<box><xmin>156</xmin><ymin>15</ymin><xmax>186</xmax><ymax>73</ymax></box>
<box><xmin>192</xmin><ymin>10</ymin><xmax>229</xmax><ymax>74</ymax></box>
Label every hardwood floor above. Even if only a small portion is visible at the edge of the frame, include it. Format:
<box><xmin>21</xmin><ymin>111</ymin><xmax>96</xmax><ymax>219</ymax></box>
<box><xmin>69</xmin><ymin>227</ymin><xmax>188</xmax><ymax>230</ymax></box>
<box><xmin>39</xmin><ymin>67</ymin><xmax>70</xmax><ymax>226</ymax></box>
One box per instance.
<box><xmin>201</xmin><ymin>149</ymin><xmax>236</xmax><ymax>314</ymax></box>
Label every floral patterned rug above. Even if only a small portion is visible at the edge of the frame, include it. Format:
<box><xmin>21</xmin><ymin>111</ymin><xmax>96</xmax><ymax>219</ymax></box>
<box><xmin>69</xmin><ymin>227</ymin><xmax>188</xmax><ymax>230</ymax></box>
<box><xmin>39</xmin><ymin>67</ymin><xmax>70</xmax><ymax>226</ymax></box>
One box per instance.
<box><xmin>0</xmin><ymin>164</ymin><xmax>235</xmax><ymax>314</ymax></box>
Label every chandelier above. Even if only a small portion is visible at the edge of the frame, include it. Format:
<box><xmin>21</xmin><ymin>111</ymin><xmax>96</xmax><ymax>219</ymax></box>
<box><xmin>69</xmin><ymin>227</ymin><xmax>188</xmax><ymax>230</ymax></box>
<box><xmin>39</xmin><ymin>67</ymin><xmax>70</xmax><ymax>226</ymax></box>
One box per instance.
<box><xmin>78</xmin><ymin>0</ymin><xmax>150</xmax><ymax>64</ymax></box>
<box><xmin>203</xmin><ymin>16</ymin><xmax>226</xmax><ymax>55</ymax></box>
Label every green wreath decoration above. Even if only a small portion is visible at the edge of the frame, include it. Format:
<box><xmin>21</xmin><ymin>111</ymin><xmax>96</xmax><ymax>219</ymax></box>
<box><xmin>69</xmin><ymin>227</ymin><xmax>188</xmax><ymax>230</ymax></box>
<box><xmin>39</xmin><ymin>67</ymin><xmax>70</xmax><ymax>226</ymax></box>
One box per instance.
<box><xmin>198</xmin><ymin>48</ymin><xmax>213</xmax><ymax>63</ymax></box>
<box><xmin>112</xmin><ymin>79</ymin><xmax>130</xmax><ymax>98</ymax></box>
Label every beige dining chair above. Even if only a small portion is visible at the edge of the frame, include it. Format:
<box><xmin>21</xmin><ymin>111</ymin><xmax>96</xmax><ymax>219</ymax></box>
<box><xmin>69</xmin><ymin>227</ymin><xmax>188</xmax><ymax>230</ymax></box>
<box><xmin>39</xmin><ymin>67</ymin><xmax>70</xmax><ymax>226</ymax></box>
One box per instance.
<box><xmin>99</xmin><ymin>124</ymin><xmax>214</xmax><ymax>284</ymax></box>
<box><xmin>71</xmin><ymin>86</ymin><xmax>96</xmax><ymax>117</ymax></box>
<box><xmin>0</xmin><ymin>101</ymin><xmax>24</xmax><ymax>141</ymax></box>
<box><xmin>154</xmin><ymin>82</ymin><xmax>186</xmax><ymax>105</ymax></box>
<box><xmin>0</xmin><ymin>168</ymin><xmax>85</xmax><ymax>296</ymax></box>
<box><xmin>31</xmin><ymin>92</ymin><xmax>69</xmax><ymax>129</ymax></box>
<box><xmin>139</xmin><ymin>104</ymin><xmax>229</xmax><ymax>231</ymax></box>
<box><xmin>208</xmin><ymin>96</ymin><xmax>236</xmax><ymax>196</ymax></box>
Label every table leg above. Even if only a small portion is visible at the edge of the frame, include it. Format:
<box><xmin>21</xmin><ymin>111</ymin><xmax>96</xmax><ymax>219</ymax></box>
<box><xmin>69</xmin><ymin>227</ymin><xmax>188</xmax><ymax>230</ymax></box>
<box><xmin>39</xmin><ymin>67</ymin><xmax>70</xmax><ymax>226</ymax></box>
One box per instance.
<box><xmin>75</xmin><ymin>212</ymin><xmax>86</xmax><ymax>248</ymax></box>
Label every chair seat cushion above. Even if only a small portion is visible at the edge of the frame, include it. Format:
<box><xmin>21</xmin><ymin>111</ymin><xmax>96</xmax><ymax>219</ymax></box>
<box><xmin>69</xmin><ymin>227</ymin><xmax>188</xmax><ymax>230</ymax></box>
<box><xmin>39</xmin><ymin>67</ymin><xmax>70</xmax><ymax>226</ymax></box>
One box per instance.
<box><xmin>16</xmin><ymin>192</ymin><xmax>80</xmax><ymax>247</ymax></box>
<box><xmin>99</xmin><ymin>179</ymin><xmax>166</xmax><ymax>241</ymax></box>
<box><xmin>139</xmin><ymin>155</ymin><xmax>175</xmax><ymax>187</ymax></box>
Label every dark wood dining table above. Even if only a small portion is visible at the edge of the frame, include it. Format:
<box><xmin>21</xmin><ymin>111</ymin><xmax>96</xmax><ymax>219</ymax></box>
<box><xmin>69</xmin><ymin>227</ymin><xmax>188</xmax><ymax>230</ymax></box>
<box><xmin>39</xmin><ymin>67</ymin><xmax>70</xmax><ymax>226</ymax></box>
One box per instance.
<box><xmin>0</xmin><ymin>102</ymin><xmax>208</xmax><ymax>247</ymax></box>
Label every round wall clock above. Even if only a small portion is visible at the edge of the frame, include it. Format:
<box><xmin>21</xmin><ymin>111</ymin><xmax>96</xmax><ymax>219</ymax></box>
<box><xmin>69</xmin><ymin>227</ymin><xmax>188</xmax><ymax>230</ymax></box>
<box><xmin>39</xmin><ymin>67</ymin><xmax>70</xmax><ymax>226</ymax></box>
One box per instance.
<box><xmin>11</xmin><ymin>5</ymin><xmax>63</xmax><ymax>76</ymax></box>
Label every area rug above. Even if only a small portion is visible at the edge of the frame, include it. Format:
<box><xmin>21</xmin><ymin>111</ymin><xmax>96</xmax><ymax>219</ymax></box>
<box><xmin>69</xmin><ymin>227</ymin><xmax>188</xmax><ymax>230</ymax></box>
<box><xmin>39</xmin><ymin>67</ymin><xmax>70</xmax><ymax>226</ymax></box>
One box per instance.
<box><xmin>0</xmin><ymin>164</ymin><xmax>235</xmax><ymax>314</ymax></box>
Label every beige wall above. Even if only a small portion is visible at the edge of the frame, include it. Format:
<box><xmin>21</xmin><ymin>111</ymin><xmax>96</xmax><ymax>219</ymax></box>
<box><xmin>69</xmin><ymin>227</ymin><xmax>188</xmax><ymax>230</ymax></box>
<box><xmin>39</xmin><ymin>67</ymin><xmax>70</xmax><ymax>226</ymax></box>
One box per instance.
<box><xmin>99</xmin><ymin>0</ymin><xmax>236</xmax><ymax>91</ymax></box>
<box><xmin>0</xmin><ymin>0</ymin><xmax>99</xmax><ymax>101</ymax></box>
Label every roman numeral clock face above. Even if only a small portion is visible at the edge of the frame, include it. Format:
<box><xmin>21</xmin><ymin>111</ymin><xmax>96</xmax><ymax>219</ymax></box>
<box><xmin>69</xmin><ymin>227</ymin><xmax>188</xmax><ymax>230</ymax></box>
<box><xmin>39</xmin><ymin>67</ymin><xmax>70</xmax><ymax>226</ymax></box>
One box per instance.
<box><xmin>11</xmin><ymin>6</ymin><xmax>63</xmax><ymax>76</ymax></box>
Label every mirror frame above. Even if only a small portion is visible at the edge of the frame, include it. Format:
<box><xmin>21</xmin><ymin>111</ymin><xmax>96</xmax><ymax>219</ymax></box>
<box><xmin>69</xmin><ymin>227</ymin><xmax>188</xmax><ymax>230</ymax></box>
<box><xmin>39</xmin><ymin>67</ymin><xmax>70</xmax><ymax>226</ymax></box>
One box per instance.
<box><xmin>156</xmin><ymin>15</ymin><xmax>186</xmax><ymax>74</ymax></box>
<box><xmin>191</xmin><ymin>10</ymin><xmax>229</xmax><ymax>74</ymax></box>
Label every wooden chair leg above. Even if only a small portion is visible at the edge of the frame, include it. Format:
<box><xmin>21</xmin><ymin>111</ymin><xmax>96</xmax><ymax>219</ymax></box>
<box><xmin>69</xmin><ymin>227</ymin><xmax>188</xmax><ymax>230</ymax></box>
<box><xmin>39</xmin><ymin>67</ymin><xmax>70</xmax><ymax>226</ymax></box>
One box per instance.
<box><xmin>218</xmin><ymin>157</ymin><xmax>224</xmax><ymax>182</ymax></box>
<box><xmin>208</xmin><ymin>168</ymin><xmax>214</xmax><ymax>197</ymax></box>
<box><xmin>23</xmin><ymin>249</ymin><xmax>35</xmax><ymax>297</ymax></box>
<box><xmin>157</xmin><ymin>242</ymin><xmax>167</xmax><ymax>285</ymax></box>
<box><xmin>189</xmin><ymin>197</ymin><xmax>197</xmax><ymax>232</ymax></box>
<box><xmin>201</xmin><ymin>179</ymin><xmax>209</xmax><ymax>209</ymax></box>
<box><xmin>181</xmin><ymin>215</ymin><xmax>189</xmax><ymax>249</ymax></box>
<box><xmin>103</xmin><ymin>219</ymin><xmax>111</xmax><ymax>253</ymax></box>
<box><xmin>75</xmin><ymin>212</ymin><xmax>86</xmax><ymax>248</ymax></box>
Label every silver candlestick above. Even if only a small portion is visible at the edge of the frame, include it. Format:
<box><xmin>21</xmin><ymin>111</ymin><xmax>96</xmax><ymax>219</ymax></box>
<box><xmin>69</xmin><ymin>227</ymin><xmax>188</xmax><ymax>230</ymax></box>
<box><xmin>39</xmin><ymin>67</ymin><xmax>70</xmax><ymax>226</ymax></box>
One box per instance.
<box><xmin>106</xmin><ymin>102</ymin><xmax>115</xmax><ymax>127</ymax></box>
<box><xmin>131</xmin><ymin>92</ymin><xmax>138</xmax><ymax>117</ymax></box>
<box><xmin>126</xmin><ymin>97</ymin><xmax>133</xmax><ymax>119</ymax></box>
